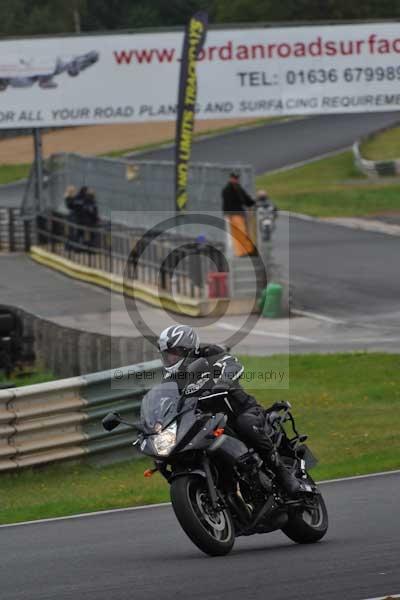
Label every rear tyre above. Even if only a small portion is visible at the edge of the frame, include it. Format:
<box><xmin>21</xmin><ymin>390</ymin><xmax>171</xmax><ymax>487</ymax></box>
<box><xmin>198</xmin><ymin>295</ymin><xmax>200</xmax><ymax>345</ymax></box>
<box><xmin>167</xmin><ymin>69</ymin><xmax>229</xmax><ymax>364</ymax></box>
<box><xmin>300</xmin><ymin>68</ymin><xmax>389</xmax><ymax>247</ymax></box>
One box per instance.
<box><xmin>170</xmin><ymin>475</ymin><xmax>235</xmax><ymax>556</ymax></box>
<box><xmin>282</xmin><ymin>483</ymin><xmax>328</xmax><ymax>544</ymax></box>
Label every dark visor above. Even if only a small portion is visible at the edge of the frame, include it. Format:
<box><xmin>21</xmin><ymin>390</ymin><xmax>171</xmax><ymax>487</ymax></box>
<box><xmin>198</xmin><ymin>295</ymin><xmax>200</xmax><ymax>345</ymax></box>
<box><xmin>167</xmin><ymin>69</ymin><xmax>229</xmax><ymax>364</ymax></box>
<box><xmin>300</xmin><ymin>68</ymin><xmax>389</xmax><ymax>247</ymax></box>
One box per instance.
<box><xmin>161</xmin><ymin>347</ymin><xmax>187</xmax><ymax>368</ymax></box>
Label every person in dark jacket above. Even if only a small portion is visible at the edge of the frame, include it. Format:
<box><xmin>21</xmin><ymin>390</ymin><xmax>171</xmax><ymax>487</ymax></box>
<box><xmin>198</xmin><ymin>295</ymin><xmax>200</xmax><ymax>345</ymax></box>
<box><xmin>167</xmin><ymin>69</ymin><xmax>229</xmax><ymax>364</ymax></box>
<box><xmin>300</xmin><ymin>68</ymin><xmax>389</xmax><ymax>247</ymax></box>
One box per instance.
<box><xmin>82</xmin><ymin>188</ymin><xmax>98</xmax><ymax>228</ymax></box>
<box><xmin>73</xmin><ymin>186</ymin><xmax>99</xmax><ymax>247</ymax></box>
<box><xmin>64</xmin><ymin>185</ymin><xmax>77</xmax><ymax>249</ymax></box>
<box><xmin>222</xmin><ymin>171</ymin><xmax>256</xmax><ymax>257</ymax></box>
<box><xmin>157</xmin><ymin>324</ymin><xmax>304</xmax><ymax>497</ymax></box>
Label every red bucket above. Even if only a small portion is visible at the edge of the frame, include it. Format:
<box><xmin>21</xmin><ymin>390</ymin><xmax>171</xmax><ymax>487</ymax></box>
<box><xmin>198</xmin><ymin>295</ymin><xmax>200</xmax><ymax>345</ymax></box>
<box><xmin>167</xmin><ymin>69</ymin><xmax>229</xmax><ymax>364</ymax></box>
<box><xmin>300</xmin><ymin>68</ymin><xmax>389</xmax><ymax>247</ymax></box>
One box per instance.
<box><xmin>208</xmin><ymin>272</ymin><xmax>228</xmax><ymax>298</ymax></box>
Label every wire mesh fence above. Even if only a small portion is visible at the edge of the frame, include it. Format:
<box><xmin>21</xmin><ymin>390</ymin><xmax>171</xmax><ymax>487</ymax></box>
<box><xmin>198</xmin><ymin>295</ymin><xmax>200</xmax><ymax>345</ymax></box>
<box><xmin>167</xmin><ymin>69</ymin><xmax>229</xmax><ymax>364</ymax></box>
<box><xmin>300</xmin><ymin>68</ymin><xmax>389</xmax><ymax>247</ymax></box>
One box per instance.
<box><xmin>22</xmin><ymin>152</ymin><xmax>254</xmax><ymax>243</ymax></box>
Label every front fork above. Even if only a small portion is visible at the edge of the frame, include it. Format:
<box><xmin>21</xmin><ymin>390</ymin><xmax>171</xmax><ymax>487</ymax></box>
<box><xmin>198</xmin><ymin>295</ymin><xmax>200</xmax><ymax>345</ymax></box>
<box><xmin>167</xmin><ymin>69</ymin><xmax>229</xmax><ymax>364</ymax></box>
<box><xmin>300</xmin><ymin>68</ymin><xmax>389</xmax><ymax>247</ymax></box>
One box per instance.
<box><xmin>201</xmin><ymin>455</ymin><xmax>219</xmax><ymax>509</ymax></box>
<box><xmin>156</xmin><ymin>455</ymin><xmax>220</xmax><ymax>510</ymax></box>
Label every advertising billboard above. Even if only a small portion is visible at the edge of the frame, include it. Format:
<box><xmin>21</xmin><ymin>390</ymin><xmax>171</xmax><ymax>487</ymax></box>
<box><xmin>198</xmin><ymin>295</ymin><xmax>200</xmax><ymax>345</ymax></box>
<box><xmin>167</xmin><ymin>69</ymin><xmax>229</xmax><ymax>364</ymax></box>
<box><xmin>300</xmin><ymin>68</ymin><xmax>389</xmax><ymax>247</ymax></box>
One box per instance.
<box><xmin>0</xmin><ymin>22</ymin><xmax>400</xmax><ymax>128</ymax></box>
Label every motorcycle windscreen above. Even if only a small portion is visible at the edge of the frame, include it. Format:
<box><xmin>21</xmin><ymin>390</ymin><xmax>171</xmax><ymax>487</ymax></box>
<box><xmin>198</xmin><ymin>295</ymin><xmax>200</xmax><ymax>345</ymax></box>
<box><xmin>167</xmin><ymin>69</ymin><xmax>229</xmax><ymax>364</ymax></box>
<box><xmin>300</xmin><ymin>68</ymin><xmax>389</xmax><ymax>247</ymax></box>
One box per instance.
<box><xmin>303</xmin><ymin>445</ymin><xmax>319</xmax><ymax>469</ymax></box>
<box><xmin>140</xmin><ymin>381</ymin><xmax>181</xmax><ymax>433</ymax></box>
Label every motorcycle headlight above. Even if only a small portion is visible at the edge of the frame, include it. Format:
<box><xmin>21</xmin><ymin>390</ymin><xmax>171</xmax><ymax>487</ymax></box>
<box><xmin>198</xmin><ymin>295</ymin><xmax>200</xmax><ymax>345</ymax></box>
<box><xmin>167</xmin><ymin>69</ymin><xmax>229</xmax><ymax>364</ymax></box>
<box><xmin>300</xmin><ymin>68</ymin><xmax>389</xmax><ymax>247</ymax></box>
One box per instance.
<box><xmin>153</xmin><ymin>422</ymin><xmax>177</xmax><ymax>456</ymax></box>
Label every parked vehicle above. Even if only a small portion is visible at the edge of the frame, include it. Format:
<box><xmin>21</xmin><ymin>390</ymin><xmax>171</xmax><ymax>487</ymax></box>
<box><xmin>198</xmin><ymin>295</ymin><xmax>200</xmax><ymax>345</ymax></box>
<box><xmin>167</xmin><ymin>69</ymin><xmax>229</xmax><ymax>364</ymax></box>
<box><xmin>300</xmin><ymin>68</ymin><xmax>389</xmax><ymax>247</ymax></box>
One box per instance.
<box><xmin>103</xmin><ymin>358</ymin><xmax>328</xmax><ymax>556</ymax></box>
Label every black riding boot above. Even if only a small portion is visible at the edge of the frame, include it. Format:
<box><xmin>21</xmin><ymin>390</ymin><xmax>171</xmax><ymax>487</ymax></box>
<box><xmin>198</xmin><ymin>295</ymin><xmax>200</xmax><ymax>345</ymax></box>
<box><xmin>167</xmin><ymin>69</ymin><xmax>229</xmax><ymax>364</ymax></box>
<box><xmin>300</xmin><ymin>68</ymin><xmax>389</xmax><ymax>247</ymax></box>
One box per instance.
<box><xmin>234</xmin><ymin>409</ymin><xmax>304</xmax><ymax>498</ymax></box>
<box><xmin>265</xmin><ymin>450</ymin><xmax>302</xmax><ymax>497</ymax></box>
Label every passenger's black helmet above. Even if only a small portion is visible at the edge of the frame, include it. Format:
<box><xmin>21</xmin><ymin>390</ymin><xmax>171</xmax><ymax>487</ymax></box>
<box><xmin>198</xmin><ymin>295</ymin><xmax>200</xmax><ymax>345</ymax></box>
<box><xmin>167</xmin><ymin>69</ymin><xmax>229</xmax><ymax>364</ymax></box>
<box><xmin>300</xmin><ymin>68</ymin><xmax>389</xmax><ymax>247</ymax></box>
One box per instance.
<box><xmin>157</xmin><ymin>325</ymin><xmax>200</xmax><ymax>373</ymax></box>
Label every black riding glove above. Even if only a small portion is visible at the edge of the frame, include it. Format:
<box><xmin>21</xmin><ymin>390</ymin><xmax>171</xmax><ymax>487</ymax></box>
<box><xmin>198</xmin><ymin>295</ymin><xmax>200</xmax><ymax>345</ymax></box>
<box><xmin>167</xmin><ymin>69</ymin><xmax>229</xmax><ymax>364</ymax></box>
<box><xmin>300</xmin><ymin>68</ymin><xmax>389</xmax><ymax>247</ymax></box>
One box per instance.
<box><xmin>211</xmin><ymin>380</ymin><xmax>231</xmax><ymax>395</ymax></box>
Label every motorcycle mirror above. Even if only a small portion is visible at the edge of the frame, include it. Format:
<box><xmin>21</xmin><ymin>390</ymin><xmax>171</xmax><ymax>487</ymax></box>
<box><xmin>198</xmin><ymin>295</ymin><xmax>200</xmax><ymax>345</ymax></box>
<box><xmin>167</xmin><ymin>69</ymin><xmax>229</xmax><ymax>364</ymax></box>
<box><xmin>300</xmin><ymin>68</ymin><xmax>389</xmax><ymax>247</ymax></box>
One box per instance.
<box><xmin>102</xmin><ymin>412</ymin><xmax>122</xmax><ymax>432</ymax></box>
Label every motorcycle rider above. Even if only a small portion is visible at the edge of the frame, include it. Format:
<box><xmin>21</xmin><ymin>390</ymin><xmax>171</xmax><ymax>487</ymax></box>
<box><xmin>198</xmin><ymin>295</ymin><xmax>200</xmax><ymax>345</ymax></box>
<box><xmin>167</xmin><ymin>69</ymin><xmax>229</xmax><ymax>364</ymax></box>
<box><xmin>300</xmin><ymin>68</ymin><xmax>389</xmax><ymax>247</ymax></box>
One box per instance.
<box><xmin>157</xmin><ymin>324</ymin><xmax>304</xmax><ymax>497</ymax></box>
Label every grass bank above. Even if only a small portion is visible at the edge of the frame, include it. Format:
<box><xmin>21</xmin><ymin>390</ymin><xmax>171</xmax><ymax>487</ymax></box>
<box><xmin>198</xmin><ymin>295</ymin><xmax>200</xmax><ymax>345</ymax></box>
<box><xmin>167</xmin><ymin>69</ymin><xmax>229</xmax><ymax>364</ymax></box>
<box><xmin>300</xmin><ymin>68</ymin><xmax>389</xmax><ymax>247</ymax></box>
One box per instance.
<box><xmin>0</xmin><ymin>163</ymin><xmax>30</xmax><ymax>185</ymax></box>
<box><xmin>257</xmin><ymin>150</ymin><xmax>400</xmax><ymax>217</ymax></box>
<box><xmin>361</xmin><ymin>125</ymin><xmax>400</xmax><ymax>160</ymax></box>
<box><xmin>0</xmin><ymin>353</ymin><xmax>398</xmax><ymax>525</ymax></box>
<box><xmin>0</xmin><ymin>369</ymin><xmax>54</xmax><ymax>388</ymax></box>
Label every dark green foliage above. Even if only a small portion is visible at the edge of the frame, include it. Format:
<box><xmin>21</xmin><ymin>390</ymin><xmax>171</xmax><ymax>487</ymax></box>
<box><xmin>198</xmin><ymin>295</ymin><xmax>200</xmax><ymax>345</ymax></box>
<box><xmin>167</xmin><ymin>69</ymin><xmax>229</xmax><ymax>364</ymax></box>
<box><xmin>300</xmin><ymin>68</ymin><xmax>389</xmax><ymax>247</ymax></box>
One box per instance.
<box><xmin>0</xmin><ymin>0</ymin><xmax>398</xmax><ymax>38</ymax></box>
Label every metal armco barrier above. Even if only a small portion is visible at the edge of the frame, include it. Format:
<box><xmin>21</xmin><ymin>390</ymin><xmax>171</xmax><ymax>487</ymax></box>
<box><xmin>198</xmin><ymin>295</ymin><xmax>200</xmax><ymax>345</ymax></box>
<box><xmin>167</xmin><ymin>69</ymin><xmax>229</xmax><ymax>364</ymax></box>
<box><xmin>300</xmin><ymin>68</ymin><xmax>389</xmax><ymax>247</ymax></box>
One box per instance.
<box><xmin>353</xmin><ymin>122</ymin><xmax>400</xmax><ymax>177</ymax></box>
<box><xmin>0</xmin><ymin>208</ymin><xmax>31</xmax><ymax>252</ymax></box>
<box><xmin>0</xmin><ymin>360</ymin><xmax>163</xmax><ymax>472</ymax></box>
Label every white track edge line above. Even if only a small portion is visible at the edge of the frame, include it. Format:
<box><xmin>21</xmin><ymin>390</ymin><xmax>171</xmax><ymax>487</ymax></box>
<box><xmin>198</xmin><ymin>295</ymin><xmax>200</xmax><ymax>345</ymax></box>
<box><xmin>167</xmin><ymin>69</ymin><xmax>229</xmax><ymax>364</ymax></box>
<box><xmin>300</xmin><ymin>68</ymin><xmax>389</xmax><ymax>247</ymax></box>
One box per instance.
<box><xmin>361</xmin><ymin>595</ymin><xmax>400</xmax><ymax>600</ymax></box>
<box><xmin>216</xmin><ymin>321</ymin><xmax>315</xmax><ymax>343</ymax></box>
<box><xmin>318</xmin><ymin>468</ymin><xmax>400</xmax><ymax>484</ymax></box>
<box><xmin>291</xmin><ymin>309</ymin><xmax>346</xmax><ymax>325</ymax></box>
<box><xmin>1</xmin><ymin>469</ymin><xmax>399</xmax><ymax>530</ymax></box>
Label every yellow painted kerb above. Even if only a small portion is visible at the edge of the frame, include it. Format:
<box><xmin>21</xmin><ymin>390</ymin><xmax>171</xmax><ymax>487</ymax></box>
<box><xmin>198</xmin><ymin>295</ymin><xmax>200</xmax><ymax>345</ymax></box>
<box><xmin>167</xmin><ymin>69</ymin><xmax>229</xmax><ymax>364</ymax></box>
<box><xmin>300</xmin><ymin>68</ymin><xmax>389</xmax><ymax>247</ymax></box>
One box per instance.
<box><xmin>30</xmin><ymin>246</ymin><xmax>206</xmax><ymax>316</ymax></box>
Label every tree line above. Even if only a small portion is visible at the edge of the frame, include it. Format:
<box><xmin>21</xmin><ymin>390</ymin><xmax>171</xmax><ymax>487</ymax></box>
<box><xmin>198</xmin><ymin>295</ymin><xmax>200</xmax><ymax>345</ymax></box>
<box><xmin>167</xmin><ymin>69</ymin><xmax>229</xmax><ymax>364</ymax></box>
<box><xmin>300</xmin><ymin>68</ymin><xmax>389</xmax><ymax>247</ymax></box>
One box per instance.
<box><xmin>0</xmin><ymin>0</ymin><xmax>398</xmax><ymax>38</ymax></box>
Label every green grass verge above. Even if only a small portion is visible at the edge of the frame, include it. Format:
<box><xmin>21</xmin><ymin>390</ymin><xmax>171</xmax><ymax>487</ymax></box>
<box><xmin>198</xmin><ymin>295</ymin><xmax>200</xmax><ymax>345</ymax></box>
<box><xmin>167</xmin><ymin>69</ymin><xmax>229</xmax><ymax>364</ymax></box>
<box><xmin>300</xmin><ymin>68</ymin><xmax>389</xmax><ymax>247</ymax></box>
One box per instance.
<box><xmin>0</xmin><ymin>353</ymin><xmax>398</xmax><ymax>525</ymax></box>
<box><xmin>0</xmin><ymin>369</ymin><xmax>55</xmax><ymax>388</ymax></box>
<box><xmin>257</xmin><ymin>150</ymin><xmax>400</xmax><ymax>217</ymax></box>
<box><xmin>361</xmin><ymin>126</ymin><xmax>400</xmax><ymax>161</ymax></box>
<box><xmin>0</xmin><ymin>163</ymin><xmax>30</xmax><ymax>185</ymax></box>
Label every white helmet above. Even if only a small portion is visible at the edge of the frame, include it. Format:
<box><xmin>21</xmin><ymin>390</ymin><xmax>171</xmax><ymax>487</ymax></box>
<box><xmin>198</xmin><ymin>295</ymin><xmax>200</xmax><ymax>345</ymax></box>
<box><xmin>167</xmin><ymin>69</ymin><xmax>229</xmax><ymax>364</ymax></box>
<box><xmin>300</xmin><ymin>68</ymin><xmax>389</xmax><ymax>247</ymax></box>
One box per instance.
<box><xmin>157</xmin><ymin>325</ymin><xmax>200</xmax><ymax>373</ymax></box>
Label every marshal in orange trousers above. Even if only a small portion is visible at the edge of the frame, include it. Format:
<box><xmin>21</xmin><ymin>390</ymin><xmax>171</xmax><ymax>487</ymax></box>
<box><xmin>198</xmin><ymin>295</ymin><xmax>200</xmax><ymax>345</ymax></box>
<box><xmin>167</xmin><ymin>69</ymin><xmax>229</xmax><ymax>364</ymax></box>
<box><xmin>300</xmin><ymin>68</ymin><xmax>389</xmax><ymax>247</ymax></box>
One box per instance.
<box><xmin>227</xmin><ymin>214</ymin><xmax>255</xmax><ymax>257</ymax></box>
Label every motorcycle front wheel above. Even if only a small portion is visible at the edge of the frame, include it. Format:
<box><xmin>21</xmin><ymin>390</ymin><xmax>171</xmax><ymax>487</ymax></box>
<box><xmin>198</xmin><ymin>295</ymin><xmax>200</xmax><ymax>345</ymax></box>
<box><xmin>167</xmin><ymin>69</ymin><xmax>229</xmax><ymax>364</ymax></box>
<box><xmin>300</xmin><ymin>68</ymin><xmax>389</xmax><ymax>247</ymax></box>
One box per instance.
<box><xmin>170</xmin><ymin>475</ymin><xmax>235</xmax><ymax>556</ymax></box>
<box><xmin>281</xmin><ymin>481</ymin><xmax>328</xmax><ymax>544</ymax></box>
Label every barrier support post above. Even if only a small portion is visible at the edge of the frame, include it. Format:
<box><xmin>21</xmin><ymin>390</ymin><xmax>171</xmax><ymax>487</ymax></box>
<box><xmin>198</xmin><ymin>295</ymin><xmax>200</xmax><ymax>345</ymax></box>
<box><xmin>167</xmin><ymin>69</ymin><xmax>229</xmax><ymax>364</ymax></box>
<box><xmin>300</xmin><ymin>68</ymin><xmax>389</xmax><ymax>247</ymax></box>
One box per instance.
<box><xmin>33</xmin><ymin>128</ymin><xmax>44</xmax><ymax>214</ymax></box>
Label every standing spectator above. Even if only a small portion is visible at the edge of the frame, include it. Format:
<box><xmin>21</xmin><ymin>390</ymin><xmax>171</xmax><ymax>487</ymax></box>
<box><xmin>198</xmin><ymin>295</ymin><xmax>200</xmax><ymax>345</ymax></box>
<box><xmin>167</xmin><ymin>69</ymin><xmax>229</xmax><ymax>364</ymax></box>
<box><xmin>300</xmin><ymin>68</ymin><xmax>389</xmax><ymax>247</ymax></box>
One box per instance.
<box><xmin>74</xmin><ymin>186</ymin><xmax>99</xmax><ymax>248</ymax></box>
<box><xmin>222</xmin><ymin>171</ymin><xmax>256</xmax><ymax>257</ymax></box>
<box><xmin>64</xmin><ymin>185</ymin><xmax>77</xmax><ymax>213</ymax></box>
<box><xmin>83</xmin><ymin>188</ymin><xmax>99</xmax><ymax>248</ymax></box>
<box><xmin>72</xmin><ymin>186</ymin><xmax>88</xmax><ymax>247</ymax></box>
<box><xmin>64</xmin><ymin>185</ymin><xmax>77</xmax><ymax>249</ymax></box>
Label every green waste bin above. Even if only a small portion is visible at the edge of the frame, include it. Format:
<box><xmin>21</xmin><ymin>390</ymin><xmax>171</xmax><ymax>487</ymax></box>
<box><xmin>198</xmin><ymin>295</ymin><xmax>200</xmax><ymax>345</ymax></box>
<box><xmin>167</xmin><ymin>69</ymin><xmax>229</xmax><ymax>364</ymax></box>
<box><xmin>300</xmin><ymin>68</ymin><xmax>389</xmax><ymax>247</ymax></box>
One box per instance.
<box><xmin>260</xmin><ymin>283</ymin><xmax>283</xmax><ymax>318</ymax></box>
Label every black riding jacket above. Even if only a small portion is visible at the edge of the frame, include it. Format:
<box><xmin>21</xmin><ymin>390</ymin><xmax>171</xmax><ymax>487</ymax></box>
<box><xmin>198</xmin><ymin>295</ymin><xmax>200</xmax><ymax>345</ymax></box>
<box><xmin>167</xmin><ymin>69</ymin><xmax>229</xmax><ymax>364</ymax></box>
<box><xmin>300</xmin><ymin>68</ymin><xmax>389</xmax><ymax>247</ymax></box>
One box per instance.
<box><xmin>222</xmin><ymin>182</ymin><xmax>255</xmax><ymax>214</ymax></box>
<box><xmin>163</xmin><ymin>344</ymin><xmax>258</xmax><ymax>420</ymax></box>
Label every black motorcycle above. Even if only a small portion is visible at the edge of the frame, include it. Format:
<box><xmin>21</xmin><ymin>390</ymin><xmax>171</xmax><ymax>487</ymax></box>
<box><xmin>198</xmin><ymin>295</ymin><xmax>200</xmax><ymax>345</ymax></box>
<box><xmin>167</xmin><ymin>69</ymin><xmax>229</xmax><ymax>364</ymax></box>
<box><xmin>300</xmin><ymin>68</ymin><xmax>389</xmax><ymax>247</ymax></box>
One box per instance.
<box><xmin>102</xmin><ymin>358</ymin><xmax>328</xmax><ymax>556</ymax></box>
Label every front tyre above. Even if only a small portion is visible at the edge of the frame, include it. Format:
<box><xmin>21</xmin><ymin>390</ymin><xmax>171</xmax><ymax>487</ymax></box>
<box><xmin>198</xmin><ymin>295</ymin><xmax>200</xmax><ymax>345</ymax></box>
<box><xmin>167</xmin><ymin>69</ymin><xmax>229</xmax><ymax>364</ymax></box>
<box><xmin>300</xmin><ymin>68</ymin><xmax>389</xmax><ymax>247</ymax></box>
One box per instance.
<box><xmin>282</xmin><ymin>486</ymin><xmax>328</xmax><ymax>544</ymax></box>
<box><xmin>170</xmin><ymin>475</ymin><xmax>235</xmax><ymax>556</ymax></box>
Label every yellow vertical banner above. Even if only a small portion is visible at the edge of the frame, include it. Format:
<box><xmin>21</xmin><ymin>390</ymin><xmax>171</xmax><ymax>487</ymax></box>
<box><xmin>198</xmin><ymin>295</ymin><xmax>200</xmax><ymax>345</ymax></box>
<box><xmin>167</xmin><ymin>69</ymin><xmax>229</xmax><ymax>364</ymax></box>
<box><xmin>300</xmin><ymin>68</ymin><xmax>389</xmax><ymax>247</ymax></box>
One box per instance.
<box><xmin>175</xmin><ymin>11</ymin><xmax>208</xmax><ymax>211</ymax></box>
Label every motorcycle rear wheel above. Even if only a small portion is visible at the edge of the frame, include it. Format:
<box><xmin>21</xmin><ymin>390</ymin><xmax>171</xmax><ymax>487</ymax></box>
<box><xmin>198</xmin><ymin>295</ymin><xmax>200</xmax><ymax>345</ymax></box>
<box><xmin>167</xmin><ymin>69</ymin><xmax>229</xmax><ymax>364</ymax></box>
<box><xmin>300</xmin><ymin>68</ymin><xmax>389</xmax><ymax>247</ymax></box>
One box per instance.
<box><xmin>171</xmin><ymin>475</ymin><xmax>235</xmax><ymax>556</ymax></box>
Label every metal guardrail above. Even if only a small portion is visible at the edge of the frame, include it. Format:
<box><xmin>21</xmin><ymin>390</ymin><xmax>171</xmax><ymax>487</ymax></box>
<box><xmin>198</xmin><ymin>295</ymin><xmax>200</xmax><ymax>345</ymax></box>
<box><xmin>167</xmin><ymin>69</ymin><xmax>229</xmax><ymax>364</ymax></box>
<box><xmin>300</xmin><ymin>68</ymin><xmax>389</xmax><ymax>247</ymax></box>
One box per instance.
<box><xmin>353</xmin><ymin>122</ymin><xmax>400</xmax><ymax>177</ymax></box>
<box><xmin>0</xmin><ymin>360</ymin><xmax>163</xmax><ymax>472</ymax></box>
<box><xmin>352</xmin><ymin>141</ymin><xmax>400</xmax><ymax>177</ymax></box>
<box><xmin>0</xmin><ymin>208</ymin><xmax>31</xmax><ymax>251</ymax></box>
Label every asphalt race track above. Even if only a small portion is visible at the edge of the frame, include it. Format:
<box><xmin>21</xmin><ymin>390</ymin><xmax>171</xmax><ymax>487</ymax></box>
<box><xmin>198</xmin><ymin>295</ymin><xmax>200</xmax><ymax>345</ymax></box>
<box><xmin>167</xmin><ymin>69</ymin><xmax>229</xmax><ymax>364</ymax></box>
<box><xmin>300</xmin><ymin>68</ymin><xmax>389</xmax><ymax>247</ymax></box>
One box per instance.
<box><xmin>136</xmin><ymin>110</ymin><xmax>400</xmax><ymax>326</ymax></box>
<box><xmin>278</xmin><ymin>213</ymin><xmax>400</xmax><ymax>326</ymax></box>
<box><xmin>135</xmin><ymin>111</ymin><xmax>400</xmax><ymax>173</ymax></box>
<box><xmin>1</xmin><ymin>111</ymin><xmax>400</xmax><ymax>210</ymax></box>
<box><xmin>291</xmin><ymin>217</ymin><xmax>400</xmax><ymax>319</ymax></box>
<box><xmin>1</xmin><ymin>112</ymin><xmax>400</xmax><ymax>328</ymax></box>
<box><xmin>1</xmin><ymin>472</ymin><xmax>399</xmax><ymax>600</ymax></box>
<box><xmin>0</xmin><ymin>180</ymin><xmax>26</xmax><ymax>208</ymax></box>
<box><xmin>1</xmin><ymin>114</ymin><xmax>399</xmax><ymax>600</ymax></box>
